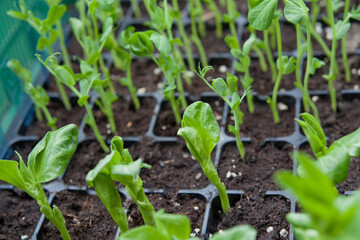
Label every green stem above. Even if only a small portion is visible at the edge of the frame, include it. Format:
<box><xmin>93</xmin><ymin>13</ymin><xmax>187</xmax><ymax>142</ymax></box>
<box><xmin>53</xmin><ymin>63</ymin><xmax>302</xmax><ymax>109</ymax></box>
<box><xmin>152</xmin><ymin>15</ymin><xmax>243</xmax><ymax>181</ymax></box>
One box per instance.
<box><xmin>264</xmin><ymin>30</ymin><xmax>277</xmax><ymax>82</ymax></box>
<box><xmin>253</xmin><ymin>47</ymin><xmax>268</xmax><ymax>72</ymax></box>
<box><xmin>126</xmin><ymin>63</ymin><xmax>140</xmax><ymax>111</ymax></box>
<box><xmin>342</xmin><ymin>0</ymin><xmax>351</xmax><ymax>83</ymax></box>
<box><xmin>97</xmin><ymin>87</ymin><xmax>117</xmax><ymax>133</ymax></box>
<box><xmin>195</xmin><ymin>0</ymin><xmax>206</xmax><ymax>38</ymax></box>
<box><xmin>99</xmin><ymin>55</ymin><xmax>116</xmax><ymax>94</ymax></box>
<box><xmin>84</xmin><ymin>101</ymin><xmax>109</xmax><ymax>152</ymax></box>
<box><xmin>190</xmin><ymin>5</ymin><xmax>208</xmax><ymax>67</ymax></box>
<box><xmin>54</xmin><ymin>76</ymin><xmax>72</xmax><ymax>111</ymax></box>
<box><xmin>309</xmin><ymin>24</ymin><xmax>331</xmax><ymax>58</ymax></box>
<box><xmin>130</xmin><ymin>0</ymin><xmax>141</xmax><ymax>18</ymax></box>
<box><xmin>34</xmin><ymin>105</ymin><xmax>43</xmax><ymax>122</ymax></box>
<box><xmin>295</xmin><ymin>25</ymin><xmax>303</xmax><ymax>88</ymax></box>
<box><xmin>41</xmin><ymin>105</ymin><xmax>57</xmax><ymax>131</ymax></box>
<box><xmin>311</xmin><ymin>0</ymin><xmax>320</xmax><ymax>27</ymax></box>
<box><xmin>56</xmin><ymin>21</ymin><xmax>72</xmax><ymax>70</ymax></box>
<box><xmin>326</xmin><ymin>0</ymin><xmax>338</xmax><ymax>112</ymax></box>
<box><xmin>200</xmin><ymin>159</ymin><xmax>230</xmax><ymax>214</ymax></box>
<box><xmin>36</xmin><ymin>185</ymin><xmax>70</xmax><ymax>240</ymax></box>
<box><xmin>173</xmin><ymin>0</ymin><xmax>195</xmax><ymax>80</ymax></box>
<box><xmin>269</xmin><ymin>19</ymin><xmax>282</xmax><ymax>124</ymax></box>
<box><xmin>244</xmin><ymin>71</ymin><xmax>254</xmax><ymax>113</ymax></box>
<box><xmin>233</xmin><ymin>108</ymin><xmax>245</xmax><ymax>160</ymax></box>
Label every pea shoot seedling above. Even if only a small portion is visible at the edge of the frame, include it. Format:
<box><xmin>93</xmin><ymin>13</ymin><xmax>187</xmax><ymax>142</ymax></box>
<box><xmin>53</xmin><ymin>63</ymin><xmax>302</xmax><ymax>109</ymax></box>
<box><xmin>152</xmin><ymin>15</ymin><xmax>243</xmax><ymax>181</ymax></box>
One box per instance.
<box><xmin>296</xmin><ymin>113</ymin><xmax>360</xmax><ymax>184</ymax></box>
<box><xmin>86</xmin><ymin>136</ymin><xmax>154</xmax><ymax>229</ymax></box>
<box><xmin>275</xmin><ymin>152</ymin><xmax>360</xmax><ymax>240</ymax></box>
<box><xmin>196</xmin><ymin>65</ymin><xmax>250</xmax><ymax>160</ymax></box>
<box><xmin>37</xmin><ymin>53</ymin><xmax>110</xmax><ymax>152</ymax></box>
<box><xmin>7</xmin><ymin>0</ymin><xmax>71</xmax><ymax>110</ymax></box>
<box><xmin>178</xmin><ymin>101</ymin><xmax>230</xmax><ymax>214</ymax></box>
<box><xmin>248</xmin><ymin>0</ymin><xmax>296</xmax><ymax>123</ymax></box>
<box><xmin>0</xmin><ymin>124</ymin><xmax>78</xmax><ymax>240</ymax></box>
<box><xmin>119</xmin><ymin>210</ymin><xmax>257</xmax><ymax>240</ymax></box>
<box><xmin>7</xmin><ymin>59</ymin><xmax>57</xmax><ymax>131</ymax></box>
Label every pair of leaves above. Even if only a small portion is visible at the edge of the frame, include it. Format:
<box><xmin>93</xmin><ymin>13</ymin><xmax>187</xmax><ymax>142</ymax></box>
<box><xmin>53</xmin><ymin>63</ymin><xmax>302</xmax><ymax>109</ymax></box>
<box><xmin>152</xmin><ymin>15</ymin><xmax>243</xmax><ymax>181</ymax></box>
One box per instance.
<box><xmin>277</xmin><ymin>56</ymin><xmax>296</xmax><ymax>74</ymax></box>
<box><xmin>0</xmin><ymin>124</ymin><xmax>78</xmax><ymax>191</ymax></box>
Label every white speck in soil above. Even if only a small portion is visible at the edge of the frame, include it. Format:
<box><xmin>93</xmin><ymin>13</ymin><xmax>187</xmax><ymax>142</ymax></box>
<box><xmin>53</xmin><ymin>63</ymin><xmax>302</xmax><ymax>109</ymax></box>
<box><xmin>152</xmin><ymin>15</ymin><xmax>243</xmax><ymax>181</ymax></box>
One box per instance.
<box><xmin>279</xmin><ymin>229</ymin><xmax>288</xmax><ymax>238</ymax></box>
<box><xmin>183</xmin><ymin>153</ymin><xmax>190</xmax><ymax>158</ymax></box>
<box><xmin>354</xmin><ymin>85</ymin><xmax>359</xmax><ymax>90</ymax></box>
<box><xmin>195</xmin><ymin>172</ymin><xmax>202</xmax><ymax>180</ymax></box>
<box><xmin>187</xmin><ymin>71</ymin><xmax>195</xmax><ymax>78</ymax></box>
<box><xmin>219</xmin><ymin>65</ymin><xmax>227</xmax><ymax>73</ymax></box>
<box><xmin>215</xmin><ymin>100</ymin><xmax>220</xmax><ymax>106</ymax></box>
<box><xmin>153</xmin><ymin>67</ymin><xmax>162</xmax><ymax>75</ymax></box>
<box><xmin>21</xmin><ymin>235</ymin><xmax>28</xmax><ymax>240</ymax></box>
<box><xmin>194</xmin><ymin>228</ymin><xmax>200</xmax><ymax>234</ymax></box>
<box><xmin>161</xmin><ymin>125</ymin><xmax>167</xmax><ymax>130</ymax></box>
<box><xmin>193</xmin><ymin>206</ymin><xmax>199</xmax><ymax>211</ymax></box>
<box><xmin>277</xmin><ymin>102</ymin><xmax>288</xmax><ymax>111</ymax></box>
<box><xmin>159</xmin><ymin>161</ymin><xmax>165</xmax><ymax>167</ymax></box>
<box><xmin>190</xmin><ymin>233</ymin><xmax>196</xmax><ymax>237</ymax></box>
<box><xmin>231</xmin><ymin>159</ymin><xmax>235</xmax><ymax>163</ymax></box>
<box><xmin>315</xmin><ymin>22</ymin><xmax>323</xmax><ymax>35</ymax></box>
<box><xmin>267</xmin><ymin>226</ymin><xmax>274</xmax><ymax>233</ymax></box>
<box><xmin>157</xmin><ymin>82</ymin><xmax>164</xmax><ymax>89</ymax></box>
<box><xmin>137</xmin><ymin>87</ymin><xmax>146</xmax><ymax>94</ymax></box>
<box><xmin>325</xmin><ymin>27</ymin><xmax>333</xmax><ymax>40</ymax></box>
<box><xmin>215</xmin><ymin>115</ymin><xmax>222</xmax><ymax>120</ymax></box>
<box><xmin>174</xmin><ymin>202</ymin><xmax>180</xmax><ymax>207</ymax></box>
<box><xmin>312</xmin><ymin>96</ymin><xmax>319</xmax><ymax>102</ymax></box>
<box><xmin>352</xmin><ymin>68</ymin><xmax>357</xmax><ymax>74</ymax></box>
<box><xmin>280</xmin><ymin>88</ymin><xmax>286</xmax><ymax>92</ymax></box>
<box><xmin>126</xmin><ymin>121</ymin><xmax>133</xmax><ymax>128</ymax></box>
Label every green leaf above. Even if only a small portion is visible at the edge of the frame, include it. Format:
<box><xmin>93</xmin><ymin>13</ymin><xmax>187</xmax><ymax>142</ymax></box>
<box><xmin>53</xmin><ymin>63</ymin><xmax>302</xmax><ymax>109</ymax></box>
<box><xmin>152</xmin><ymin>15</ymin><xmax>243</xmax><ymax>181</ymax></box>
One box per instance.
<box><xmin>248</xmin><ymin>0</ymin><xmax>278</xmax><ymax>31</ymax></box>
<box><xmin>243</xmin><ymin>34</ymin><xmax>256</xmax><ymax>56</ymax></box>
<box><xmin>69</xmin><ymin>17</ymin><xmax>85</xmax><ymax>43</ymax></box>
<box><xmin>284</xmin><ymin>1</ymin><xmax>308</xmax><ymax>25</ymax></box>
<box><xmin>310</xmin><ymin>58</ymin><xmax>326</xmax><ymax>75</ymax></box>
<box><xmin>128</xmin><ymin>32</ymin><xmax>154</xmax><ymax>57</ymax></box>
<box><xmin>0</xmin><ymin>160</ymin><xmax>26</xmax><ymax>190</ymax></box>
<box><xmin>349</xmin><ymin>5</ymin><xmax>360</xmax><ymax>21</ymax></box>
<box><xmin>120</xmin><ymin>226</ymin><xmax>167</xmax><ymax>240</ymax></box>
<box><xmin>100</xmin><ymin>17</ymin><xmax>114</xmax><ymax>43</ymax></box>
<box><xmin>7</xmin><ymin>10</ymin><xmax>27</xmax><ymax>20</ymax></box>
<box><xmin>55</xmin><ymin>66</ymin><xmax>76</xmax><ymax>87</ymax></box>
<box><xmin>296</xmin><ymin>113</ymin><xmax>327</xmax><ymax>158</ymax></box>
<box><xmin>118</xmin><ymin>26</ymin><xmax>135</xmax><ymax>48</ymax></box>
<box><xmin>44</xmin><ymin>4</ymin><xmax>66</xmax><ymax>28</ymax></box>
<box><xmin>279</xmin><ymin>56</ymin><xmax>296</xmax><ymax>75</ymax></box>
<box><xmin>249</xmin><ymin>0</ymin><xmax>263</xmax><ymax>8</ymax></box>
<box><xmin>212</xmin><ymin>78</ymin><xmax>229</xmax><ymax>97</ymax></box>
<box><xmin>150</xmin><ymin>32</ymin><xmax>171</xmax><ymax>56</ymax></box>
<box><xmin>110</xmin><ymin>136</ymin><xmax>124</xmax><ymax>153</ymax></box>
<box><xmin>27</xmin><ymin>124</ymin><xmax>78</xmax><ymax>183</ymax></box>
<box><xmin>7</xmin><ymin>59</ymin><xmax>32</xmax><ymax>83</ymax></box>
<box><xmin>86</xmin><ymin>151</ymin><xmax>121</xmax><ymax>185</ymax></box>
<box><xmin>286</xmin><ymin>212</ymin><xmax>315</xmax><ymax>229</ymax></box>
<box><xmin>334</xmin><ymin>20</ymin><xmax>351</xmax><ymax>40</ymax></box>
<box><xmin>37</xmin><ymin>37</ymin><xmax>49</xmax><ymax>51</ymax></box>
<box><xmin>177</xmin><ymin>101</ymin><xmax>219</xmax><ymax>163</ymax></box>
<box><xmin>111</xmin><ymin>159</ymin><xmax>143</xmax><ymax>179</ymax></box>
<box><xmin>211</xmin><ymin>225</ymin><xmax>257</xmax><ymax>240</ymax></box>
<box><xmin>226</xmin><ymin>73</ymin><xmax>238</xmax><ymax>93</ymax></box>
<box><xmin>154</xmin><ymin>211</ymin><xmax>191</xmax><ymax>239</ymax></box>
<box><xmin>337</xmin><ymin>127</ymin><xmax>360</xmax><ymax>157</ymax></box>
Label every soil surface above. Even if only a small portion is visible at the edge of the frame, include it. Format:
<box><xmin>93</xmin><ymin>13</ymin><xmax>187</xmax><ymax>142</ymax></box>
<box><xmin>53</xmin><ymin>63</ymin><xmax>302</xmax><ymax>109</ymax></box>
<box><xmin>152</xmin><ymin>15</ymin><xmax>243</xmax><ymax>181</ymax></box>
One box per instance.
<box><xmin>84</xmin><ymin>96</ymin><xmax>156</xmax><ymax>138</ymax></box>
<box><xmin>226</xmin><ymin>96</ymin><xmax>295</xmax><ymax>141</ymax></box>
<box><xmin>209</xmin><ymin>194</ymin><xmax>291</xmax><ymax>240</ymax></box>
<box><xmin>219</xmin><ymin>142</ymin><xmax>294</xmax><ymax>191</ymax></box>
<box><xmin>153</xmin><ymin>97</ymin><xmax>224</xmax><ymax>136</ymax></box>
<box><xmin>305</xmin><ymin>55</ymin><xmax>360</xmax><ymax>91</ymax></box>
<box><xmin>184</xmin><ymin>58</ymin><xmax>232</xmax><ymax>96</ymax></box>
<box><xmin>125</xmin><ymin>193</ymin><xmax>206</xmax><ymax>238</ymax></box>
<box><xmin>0</xmin><ymin>190</ymin><xmax>41</xmax><ymax>240</ymax></box>
<box><xmin>133</xmin><ymin>140</ymin><xmax>214</xmax><ymax>191</ymax></box>
<box><xmin>21</xmin><ymin>97</ymin><xmax>85</xmax><ymax>137</ymax></box>
<box><xmin>111</xmin><ymin>59</ymin><xmax>164</xmax><ymax>95</ymax></box>
<box><xmin>41</xmin><ymin>191</ymin><xmax>118</xmax><ymax>239</ymax></box>
<box><xmin>63</xmin><ymin>141</ymin><xmax>107</xmax><ymax>187</ymax></box>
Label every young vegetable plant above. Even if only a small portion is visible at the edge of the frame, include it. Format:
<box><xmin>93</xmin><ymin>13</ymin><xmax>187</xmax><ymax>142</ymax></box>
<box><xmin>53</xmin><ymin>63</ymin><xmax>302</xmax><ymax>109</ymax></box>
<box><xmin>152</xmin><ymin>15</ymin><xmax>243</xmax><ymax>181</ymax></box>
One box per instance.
<box><xmin>0</xmin><ymin>124</ymin><xmax>78</xmax><ymax>240</ymax></box>
<box><xmin>37</xmin><ymin>53</ymin><xmax>110</xmax><ymax>152</ymax></box>
<box><xmin>177</xmin><ymin>101</ymin><xmax>230</xmax><ymax>214</ymax></box>
<box><xmin>203</xmin><ymin>0</ymin><xmax>223</xmax><ymax>38</ymax></box>
<box><xmin>127</xmin><ymin>30</ymin><xmax>182</xmax><ymax>124</ymax></box>
<box><xmin>196</xmin><ymin>65</ymin><xmax>250</xmax><ymax>160</ymax></box>
<box><xmin>275</xmin><ymin>152</ymin><xmax>360</xmax><ymax>240</ymax></box>
<box><xmin>119</xmin><ymin>210</ymin><xmax>257</xmax><ymax>240</ymax></box>
<box><xmin>284</xmin><ymin>0</ymin><xmax>325</xmax><ymax>121</ymax></box>
<box><xmin>226</xmin><ymin>34</ymin><xmax>256</xmax><ymax>113</ymax></box>
<box><xmin>248</xmin><ymin>0</ymin><xmax>296</xmax><ymax>123</ymax></box>
<box><xmin>7</xmin><ymin>0</ymin><xmax>72</xmax><ymax>111</ymax></box>
<box><xmin>7</xmin><ymin>59</ymin><xmax>57</xmax><ymax>131</ymax></box>
<box><xmin>296</xmin><ymin>113</ymin><xmax>360</xmax><ymax>184</ymax></box>
<box><xmin>86</xmin><ymin>136</ymin><xmax>154</xmax><ymax>228</ymax></box>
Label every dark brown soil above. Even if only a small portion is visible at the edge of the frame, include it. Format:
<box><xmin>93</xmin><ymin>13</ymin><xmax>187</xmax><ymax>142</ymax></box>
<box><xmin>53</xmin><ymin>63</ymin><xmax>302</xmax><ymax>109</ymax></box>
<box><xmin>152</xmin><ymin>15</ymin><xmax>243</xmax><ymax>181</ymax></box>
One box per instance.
<box><xmin>84</xmin><ymin>97</ymin><xmax>156</xmax><ymax>138</ymax></box>
<box><xmin>41</xmin><ymin>191</ymin><xmax>118</xmax><ymax>239</ymax></box>
<box><xmin>209</xmin><ymin>194</ymin><xmax>291</xmax><ymax>240</ymax></box>
<box><xmin>21</xmin><ymin>97</ymin><xmax>85</xmax><ymax>137</ymax></box>
<box><xmin>305</xmin><ymin>55</ymin><xmax>360</xmax><ymax>91</ymax></box>
<box><xmin>310</xmin><ymin>96</ymin><xmax>360</xmax><ymax>143</ymax></box>
<box><xmin>186</xmin><ymin>24</ymin><xmax>231</xmax><ymax>56</ymax></box>
<box><xmin>226</xmin><ymin>96</ymin><xmax>296</xmax><ymax>141</ymax></box>
<box><xmin>249</xmin><ymin>59</ymin><xmax>295</xmax><ymax>95</ymax></box>
<box><xmin>63</xmin><ymin>141</ymin><xmax>106</xmax><ymax>187</ymax></box>
<box><xmin>184</xmin><ymin>58</ymin><xmax>232</xmax><ymax>96</ymax></box>
<box><xmin>134</xmin><ymin>141</ymin><xmax>213</xmax><ymax>191</ymax></box>
<box><xmin>242</xmin><ymin>21</ymin><xmax>297</xmax><ymax>53</ymax></box>
<box><xmin>0</xmin><ymin>190</ymin><xmax>41</xmax><ymax>240</ymax></box>
<box><xmin>111</xmin><ymin>59</ymin><xmax>164</xmax><ymax>95</ymax></box>
<box><xmin>125</xmin><ymin>193</ymin><xmax>206</xmax><ymax>237</ymax></box>
<box><xmin>153</xmin><ymin>97</ymin><xmax>224</xmax><ymax>136</ymax></box>
<box><xmin>219</xmin><ymin>142</ymin><xmax>293</xmax><ymax>191</ymax></box>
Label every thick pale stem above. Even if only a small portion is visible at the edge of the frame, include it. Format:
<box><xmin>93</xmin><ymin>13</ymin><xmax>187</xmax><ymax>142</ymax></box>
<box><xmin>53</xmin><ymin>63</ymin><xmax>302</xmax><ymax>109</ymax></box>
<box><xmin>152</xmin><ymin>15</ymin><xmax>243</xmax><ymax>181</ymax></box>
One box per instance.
<box><xmin>200</xmin><ymin>159</ymin><xmax>230</xmax><ymax>214</ymax></box>
<box><xmin>126</xmin><ymin>64</ymin><xmax>140</xmax><ymax>111</ymax></box>
<box><xmin>56</xmin><ymin>21</ymin><xmax>72</xmax><ymax>70</ymax></box>
<box><xmin>264</xmin><ymin>30</ymin><xmax>277</xmax><ymax>82</ymax></box>
<box><xmin>41</xmin><ymin>105</ymin><xmax>57</xmax><ymax>131</ymax></box>
<box><xmin>233</xmin><ymin>108</ymin><xmax>245</xmax><ymax>160</ymax></box>
<box><xmin>342</xmin><ymin>0</ymin><xmax>351</xmax><ymax>83</ymax></box>
<box><xmin>326</xmin><ymin>0</ymin><xmax>338</xmax><ymax>112</ymax></box>
<box><xmin>130</xmin><ymin>0</ymin><xmax>141</xmax><ymax>18</ymax></box>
